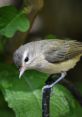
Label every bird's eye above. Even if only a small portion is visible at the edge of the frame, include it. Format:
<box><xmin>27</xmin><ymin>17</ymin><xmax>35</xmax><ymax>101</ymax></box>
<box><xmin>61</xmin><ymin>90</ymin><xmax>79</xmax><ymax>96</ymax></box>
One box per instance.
<box><xmin>24</xmin><ymin>57</ymin><xmax>29</xmax><ymax>62</ymax></box>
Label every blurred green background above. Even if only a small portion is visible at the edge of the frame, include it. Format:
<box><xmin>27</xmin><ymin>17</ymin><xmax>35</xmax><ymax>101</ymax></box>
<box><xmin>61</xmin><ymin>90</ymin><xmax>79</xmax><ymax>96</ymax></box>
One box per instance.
<box><xmin>0</xmin><ymin>0</ymin><xmax>82</xmax><ymax>117</ymax></box>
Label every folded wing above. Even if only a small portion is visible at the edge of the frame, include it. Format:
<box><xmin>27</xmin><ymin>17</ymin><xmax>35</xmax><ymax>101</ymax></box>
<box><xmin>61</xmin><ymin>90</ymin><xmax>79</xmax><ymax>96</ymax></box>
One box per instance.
<box><xmin>44</xmin><ymin>40</ymin><xmax>82</xmax><ymax>63</ymax></box>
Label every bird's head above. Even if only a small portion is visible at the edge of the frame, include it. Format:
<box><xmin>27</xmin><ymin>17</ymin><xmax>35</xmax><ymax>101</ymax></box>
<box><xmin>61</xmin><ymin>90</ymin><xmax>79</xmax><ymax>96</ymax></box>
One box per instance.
<box><xmin>13</xmin><ymin>43</ymin><xmax>41</xmax><ymax>78</ymax></box>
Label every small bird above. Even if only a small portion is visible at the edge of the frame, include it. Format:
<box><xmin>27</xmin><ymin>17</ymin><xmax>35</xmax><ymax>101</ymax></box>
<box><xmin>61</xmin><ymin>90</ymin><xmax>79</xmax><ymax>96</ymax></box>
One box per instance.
<box><xmin>13</xmin><ymin>39</ymin><xmax>82</xmax><ymax>88</ymax></box>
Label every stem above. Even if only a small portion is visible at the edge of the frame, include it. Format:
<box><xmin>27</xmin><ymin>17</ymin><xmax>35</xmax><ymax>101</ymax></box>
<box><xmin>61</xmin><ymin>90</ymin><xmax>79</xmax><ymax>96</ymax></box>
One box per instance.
<box><xmin>42</xmin><ymin>74</ymin><xmax>82</xmax><ymax>117</ymax></box>
<box><xmin>42</xmin><ymin>87</ymin><xmax>51</xmax><ymax>117</ymax></box>
<box><xmin>60</xmin><ymin>79</ymin><xmax>82</xmax><ymax>106</ymax></box>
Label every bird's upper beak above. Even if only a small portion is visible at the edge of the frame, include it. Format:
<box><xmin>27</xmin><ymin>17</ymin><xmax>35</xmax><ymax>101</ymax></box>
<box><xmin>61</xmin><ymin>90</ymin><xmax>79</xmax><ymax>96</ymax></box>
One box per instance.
<box><xmin>19</xmin><ymin>66</ymin><xmax>26</xmax><ymax>78</ymax></box>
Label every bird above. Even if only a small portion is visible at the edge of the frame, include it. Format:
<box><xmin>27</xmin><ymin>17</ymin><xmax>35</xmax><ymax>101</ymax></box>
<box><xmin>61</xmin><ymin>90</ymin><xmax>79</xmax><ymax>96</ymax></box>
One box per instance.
<box><xmin>13</xmin><ymin>39</ymin><xmax>82</xmax><ymax>89</ymax></box>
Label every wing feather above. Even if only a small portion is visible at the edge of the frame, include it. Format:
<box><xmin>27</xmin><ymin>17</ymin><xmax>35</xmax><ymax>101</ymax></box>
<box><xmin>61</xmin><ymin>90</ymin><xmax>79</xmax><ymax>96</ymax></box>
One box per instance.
<box><xmin>44</xmin><ymin>40</ymin><xmax>82</xmax><ymax>63</ymax></box>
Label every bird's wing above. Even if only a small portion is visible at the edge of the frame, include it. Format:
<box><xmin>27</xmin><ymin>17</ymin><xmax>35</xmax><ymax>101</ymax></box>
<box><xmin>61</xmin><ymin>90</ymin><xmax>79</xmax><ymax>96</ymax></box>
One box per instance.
<box><xmin>44</xmin><ymin>40</ymin><xmax>82</xmax><ymax>63</ymax></box>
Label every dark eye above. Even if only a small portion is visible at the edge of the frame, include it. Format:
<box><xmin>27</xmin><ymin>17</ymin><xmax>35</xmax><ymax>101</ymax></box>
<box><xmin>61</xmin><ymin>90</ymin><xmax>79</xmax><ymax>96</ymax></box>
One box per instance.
<box><xmin>24</xmin><ymin>57</ymin><xmax>29</xmax><ymax>62</ymax></box>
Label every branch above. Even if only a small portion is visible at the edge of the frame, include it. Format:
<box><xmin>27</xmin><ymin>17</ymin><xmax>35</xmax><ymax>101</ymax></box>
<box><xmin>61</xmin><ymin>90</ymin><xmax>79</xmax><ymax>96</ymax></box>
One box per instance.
<box><xmin>59</xmin><ymin>79</ymin><xmax>82</xmax><ymax>106</ymax></box>
<box><xmin>42</xmin><ymin>87</ymin><xmax>51</xmax><ymax>117</ymax></box>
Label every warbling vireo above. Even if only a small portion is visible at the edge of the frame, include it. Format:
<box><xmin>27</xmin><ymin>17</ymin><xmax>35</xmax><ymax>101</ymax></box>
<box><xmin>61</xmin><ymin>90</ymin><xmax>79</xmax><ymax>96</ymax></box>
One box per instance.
<box><xmin>13</xmin><ymin>39</ymin><xmax>82</xmax><ymax>89</ymax></box>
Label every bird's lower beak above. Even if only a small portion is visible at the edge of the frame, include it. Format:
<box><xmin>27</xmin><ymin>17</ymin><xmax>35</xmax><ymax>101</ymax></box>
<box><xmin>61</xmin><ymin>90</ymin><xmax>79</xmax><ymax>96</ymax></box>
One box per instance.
<box><xmin>19</xmin><ymin>66</ymin><xmax>26</xmax><ymax>78</ymax></box>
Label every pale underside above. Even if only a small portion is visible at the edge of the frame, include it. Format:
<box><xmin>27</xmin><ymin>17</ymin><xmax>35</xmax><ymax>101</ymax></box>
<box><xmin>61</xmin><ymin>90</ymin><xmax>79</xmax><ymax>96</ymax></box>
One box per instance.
<box><xmin>36</xmin><ymin>54</ymin><xmax>82</xmax><ymax>74</ymax></box>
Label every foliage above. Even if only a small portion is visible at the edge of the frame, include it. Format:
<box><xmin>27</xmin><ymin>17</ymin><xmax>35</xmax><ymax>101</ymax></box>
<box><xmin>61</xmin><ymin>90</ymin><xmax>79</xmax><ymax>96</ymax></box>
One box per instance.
<box><xmin>0</xmin><ymin>6</ymin><xmax>30</xmax><ymax>38</ymax></box>
<box><xmin>0</xmin><ymin>64</ymin><xmax>82</xmax><ymax>117</ymax></box>
<box><xmin>45</xmin><ymin>34</ymin><xmax>57</xmax><ymax>39</ymax></box>
<box><xmin>0</xmin><ymin>2</ymin><xmax>82</xmax><ymax>117</ymax></box>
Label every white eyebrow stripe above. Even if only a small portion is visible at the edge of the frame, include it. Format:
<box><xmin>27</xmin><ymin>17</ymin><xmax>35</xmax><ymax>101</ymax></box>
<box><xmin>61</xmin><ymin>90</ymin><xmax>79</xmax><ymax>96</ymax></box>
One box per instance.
<box><xmin>22</xmin><ymin>51</ymin><xmax>27</xmax><ymax>62</ymax></box>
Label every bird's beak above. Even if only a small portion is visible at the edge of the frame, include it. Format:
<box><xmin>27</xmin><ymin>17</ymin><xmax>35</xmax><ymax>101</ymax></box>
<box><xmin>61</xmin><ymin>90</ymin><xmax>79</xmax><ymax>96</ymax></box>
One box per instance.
<box><xmin>19</xmin><ymin>66</ymin><xmax>26</xmax><ymax>78</ymax></box>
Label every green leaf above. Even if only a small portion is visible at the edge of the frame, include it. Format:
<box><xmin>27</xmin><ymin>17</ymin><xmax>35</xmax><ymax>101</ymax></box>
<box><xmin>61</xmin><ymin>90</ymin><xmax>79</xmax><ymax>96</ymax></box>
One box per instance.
<box><xmin>45</xmin><ymin>34</ymin><xmax>57</xmax><ymax>39</ymax></box>
<box><xmin>0</xmin><ymin>64</ymin><xmax>82</xmax><ymax>117</ymax></box>
<box><xmin>0</xmin><ymin>91</ymin><xmax>15</xmax><ymax>117</ymax></box>
<box><xmin>0</xmin><ymin>6</ymin><xmax>30</xmax><ymax>38</ymax></box>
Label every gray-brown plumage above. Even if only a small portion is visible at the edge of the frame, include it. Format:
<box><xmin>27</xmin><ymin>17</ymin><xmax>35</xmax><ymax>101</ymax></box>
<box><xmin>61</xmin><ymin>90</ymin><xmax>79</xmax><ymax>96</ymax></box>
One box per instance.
<box><xmin>13</xmin><ymin>39</ymin><xmax>82</xmax><ymax>78</ymax></box>
<box><xmin>44</xmin><ymin>40</ymin><xmax>82</xmax><ymax>63</ymax></box>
